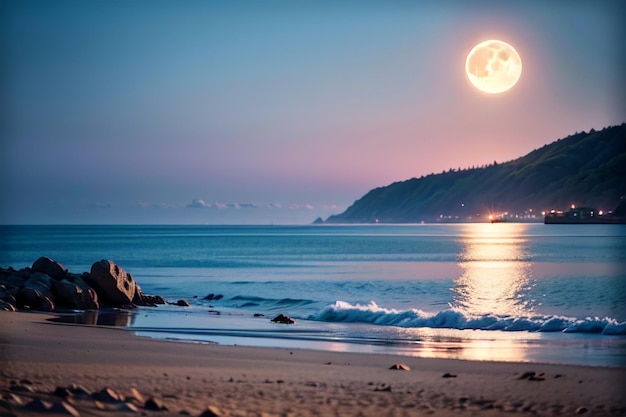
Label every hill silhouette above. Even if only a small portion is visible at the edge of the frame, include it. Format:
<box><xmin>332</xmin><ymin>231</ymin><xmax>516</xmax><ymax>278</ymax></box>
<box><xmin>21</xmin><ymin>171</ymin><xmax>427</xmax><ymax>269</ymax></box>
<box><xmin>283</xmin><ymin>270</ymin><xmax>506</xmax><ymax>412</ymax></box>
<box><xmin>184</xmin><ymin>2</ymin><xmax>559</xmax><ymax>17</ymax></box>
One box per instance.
<box><xmin>325</xmin><ymin>124</ymin><xmax>626</xmax><ymax>223</ymax></box>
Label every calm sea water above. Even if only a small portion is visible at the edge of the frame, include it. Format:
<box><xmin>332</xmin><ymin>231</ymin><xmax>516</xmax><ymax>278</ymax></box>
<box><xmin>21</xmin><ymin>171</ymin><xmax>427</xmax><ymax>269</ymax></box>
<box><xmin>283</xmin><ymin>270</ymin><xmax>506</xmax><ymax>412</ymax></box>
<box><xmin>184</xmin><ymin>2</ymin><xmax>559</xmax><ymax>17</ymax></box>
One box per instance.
<box><xmin>2</xmin><ymin>223</ymin><xmax>625</xmax><ymax>367</ymax></box>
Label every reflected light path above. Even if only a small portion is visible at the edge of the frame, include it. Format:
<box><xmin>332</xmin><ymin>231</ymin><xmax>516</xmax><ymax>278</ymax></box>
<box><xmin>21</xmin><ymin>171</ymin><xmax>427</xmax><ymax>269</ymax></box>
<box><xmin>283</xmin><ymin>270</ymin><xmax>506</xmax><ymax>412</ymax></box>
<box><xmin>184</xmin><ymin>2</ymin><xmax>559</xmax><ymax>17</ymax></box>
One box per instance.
<box><xmin>453</xmin><ymin>223</ymin><xmax>534</xmax><ymax>317</ymax></box>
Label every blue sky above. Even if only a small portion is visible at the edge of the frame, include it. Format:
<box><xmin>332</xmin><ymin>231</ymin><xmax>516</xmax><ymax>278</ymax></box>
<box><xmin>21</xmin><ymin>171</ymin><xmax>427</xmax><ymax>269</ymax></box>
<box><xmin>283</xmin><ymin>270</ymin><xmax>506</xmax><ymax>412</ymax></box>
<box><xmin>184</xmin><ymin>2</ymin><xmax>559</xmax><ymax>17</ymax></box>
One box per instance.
<box><xmin>2</xmin><ymin>0</ymin><xmax>624</xmax><ymax>224</ymax></box>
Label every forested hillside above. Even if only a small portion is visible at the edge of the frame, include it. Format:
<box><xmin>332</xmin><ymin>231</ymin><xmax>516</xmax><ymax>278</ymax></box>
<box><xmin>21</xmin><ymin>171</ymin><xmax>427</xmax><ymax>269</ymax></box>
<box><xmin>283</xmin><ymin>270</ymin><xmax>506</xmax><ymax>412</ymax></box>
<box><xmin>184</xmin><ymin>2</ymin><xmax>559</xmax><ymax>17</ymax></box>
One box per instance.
<box><xmin>325</xmin><ymin>124</ymin><xmax>626</xmax><ymax>223</ymax></box>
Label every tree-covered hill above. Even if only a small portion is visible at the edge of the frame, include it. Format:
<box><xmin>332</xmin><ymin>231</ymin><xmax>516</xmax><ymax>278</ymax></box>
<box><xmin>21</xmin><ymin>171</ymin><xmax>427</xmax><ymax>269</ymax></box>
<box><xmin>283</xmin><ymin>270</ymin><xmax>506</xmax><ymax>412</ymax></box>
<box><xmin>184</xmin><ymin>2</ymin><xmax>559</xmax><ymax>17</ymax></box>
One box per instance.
<box><xmin>325</xmin><ymin>124</ymin><xmax>626</xmax><ymax>223</ymax></box>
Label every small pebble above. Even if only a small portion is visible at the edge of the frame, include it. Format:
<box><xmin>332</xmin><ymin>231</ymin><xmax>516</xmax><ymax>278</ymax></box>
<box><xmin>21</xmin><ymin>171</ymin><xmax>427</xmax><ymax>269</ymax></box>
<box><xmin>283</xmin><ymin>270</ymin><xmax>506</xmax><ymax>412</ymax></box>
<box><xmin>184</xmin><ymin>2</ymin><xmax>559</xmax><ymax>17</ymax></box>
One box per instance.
<box><xmin>145</xmin><ymin>397</ymin><xmax>168</xmax><ymax>411</ymax></box>
<box><xmin>25</xmin><ymin>398</ymin><xmax>52</xmax><ymax>412</ymax></box>
<box><xmin>2</xmin><ymin>393</ymin><xmax>23</xmax><ymax>406</ymax></box>
<box><xmin>117</xmin><ymin>402</ymin><xmax>139</xmax><ymax>412</ymax></box>
<box><xmin>53</xmin><ymin>386</ymin><xmax>72</xmax><ymax>398</ymax></box>
<box><xmin>9</xmin><ymin>383</ymin><xmax>33</xmax><ymax>393</ymax></box>
<box><xmin>199</xmin><ymin>406</ymin><xmax>223</xmax><ymax>417</ymax></box>
<box><xmin>93</xmin><ymin>387</ymin><xmax>122</xmax><ymax>403</ymax></box>
<box><xmin>126</xmin><ymin>387</ymin><xmax>144</xmax><ymax>403</ymax></box>
<box><xmin>50</xmin><ymin>401</ymin><xmax>81</xmax><ymax>417</ymax></box>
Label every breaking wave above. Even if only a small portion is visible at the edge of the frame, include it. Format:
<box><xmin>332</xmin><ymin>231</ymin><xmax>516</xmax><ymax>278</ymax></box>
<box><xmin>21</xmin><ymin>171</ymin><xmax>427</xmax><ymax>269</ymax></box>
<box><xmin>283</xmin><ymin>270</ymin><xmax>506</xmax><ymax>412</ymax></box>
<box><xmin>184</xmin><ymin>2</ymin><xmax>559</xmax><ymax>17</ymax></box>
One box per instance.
<box><xmin>310</xmin><ymin>301</ymin><xmax>626</xmax><ymax>335</ymax></box>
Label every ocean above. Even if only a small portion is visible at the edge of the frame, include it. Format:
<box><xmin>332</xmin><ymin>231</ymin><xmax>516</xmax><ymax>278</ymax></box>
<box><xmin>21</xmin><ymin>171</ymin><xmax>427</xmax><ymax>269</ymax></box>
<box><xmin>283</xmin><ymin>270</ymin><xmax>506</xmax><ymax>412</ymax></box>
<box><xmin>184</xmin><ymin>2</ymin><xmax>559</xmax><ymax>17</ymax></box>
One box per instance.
<box><xmin>2</xmin><ymin>223</ymin><xmax>625</xmax><ymax>367</ymax></box>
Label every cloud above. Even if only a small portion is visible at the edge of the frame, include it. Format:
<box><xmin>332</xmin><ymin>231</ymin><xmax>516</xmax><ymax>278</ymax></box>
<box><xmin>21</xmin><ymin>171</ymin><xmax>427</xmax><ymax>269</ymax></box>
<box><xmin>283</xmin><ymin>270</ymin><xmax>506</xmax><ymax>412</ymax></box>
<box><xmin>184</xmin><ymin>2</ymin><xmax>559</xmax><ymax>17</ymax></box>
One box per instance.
<box><xmin>187</xmin><ymin>199</ymin><xmax>258</xmax><ymax>209</ymax></box>
<box><xmin>287</xmin><ymin>203</ymin><xmax>314</xmax><ymax>210</ymax></box>
<box><xmin>185</xmin><ymin>199</ymin><xmax>324</xmax><ymax>212</ymax></box>
<box><xmin>186</xmin><ymin>199</ymin><xmax>212</xmax><ymax>209</ymax></box>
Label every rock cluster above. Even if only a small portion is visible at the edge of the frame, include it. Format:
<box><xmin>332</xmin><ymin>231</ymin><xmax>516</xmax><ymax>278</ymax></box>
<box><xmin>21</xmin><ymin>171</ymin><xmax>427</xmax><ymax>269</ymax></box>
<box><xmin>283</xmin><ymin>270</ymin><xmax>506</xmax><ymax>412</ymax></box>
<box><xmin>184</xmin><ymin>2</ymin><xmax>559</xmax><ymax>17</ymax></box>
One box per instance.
<box><xmin>0</xmin><ymin>257</ymin><xmax>166</xmax><ymax>312</ymax></box>
<box><xmin>2</xmin><ymin>382</ymin><xmax>195</xmax><ymax>417</ymax></box>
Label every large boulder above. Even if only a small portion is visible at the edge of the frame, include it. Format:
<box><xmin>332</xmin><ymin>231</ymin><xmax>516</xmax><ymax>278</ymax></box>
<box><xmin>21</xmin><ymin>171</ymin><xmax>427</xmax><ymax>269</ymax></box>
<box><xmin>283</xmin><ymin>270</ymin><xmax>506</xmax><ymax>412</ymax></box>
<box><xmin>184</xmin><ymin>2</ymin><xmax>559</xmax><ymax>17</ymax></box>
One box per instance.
<box><xmin>53</xmin><ymin>279</ymin><xmax>99</xmax><ymax>310</ymax></box>
<box><xmin>17</xmin><ymin>272</ymin><xmax>55</xmax><ymax>311</ymax></box>
<box><xmin>87</xmin><ymin>260</ymin><xmax>136</xmax><ymax>306</ymax></box>
<box><xmin>32</xmin><ymin>257</ymin><xmax>67</xmax><ymax>281</ymax></box>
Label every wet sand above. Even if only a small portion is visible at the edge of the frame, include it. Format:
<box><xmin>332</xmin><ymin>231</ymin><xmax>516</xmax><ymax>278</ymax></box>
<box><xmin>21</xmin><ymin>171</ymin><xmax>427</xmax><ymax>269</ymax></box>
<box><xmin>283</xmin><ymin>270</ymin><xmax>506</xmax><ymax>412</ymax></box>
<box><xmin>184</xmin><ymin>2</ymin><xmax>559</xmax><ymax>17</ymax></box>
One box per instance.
<box><xmin>1</xmin><ymin>311</ymin><xmax>625</xmax><ymax>416</ymax></box>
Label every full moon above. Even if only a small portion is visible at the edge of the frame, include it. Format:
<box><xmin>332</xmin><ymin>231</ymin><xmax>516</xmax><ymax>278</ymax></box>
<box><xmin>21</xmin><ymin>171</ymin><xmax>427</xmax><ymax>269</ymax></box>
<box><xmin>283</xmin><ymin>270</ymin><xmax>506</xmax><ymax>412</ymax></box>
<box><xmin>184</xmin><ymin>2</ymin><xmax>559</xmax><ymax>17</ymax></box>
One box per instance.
<box><xmin>465</xmin><ymin>40</ymin><xmax>522</xmax><ymax>94</ymax></box>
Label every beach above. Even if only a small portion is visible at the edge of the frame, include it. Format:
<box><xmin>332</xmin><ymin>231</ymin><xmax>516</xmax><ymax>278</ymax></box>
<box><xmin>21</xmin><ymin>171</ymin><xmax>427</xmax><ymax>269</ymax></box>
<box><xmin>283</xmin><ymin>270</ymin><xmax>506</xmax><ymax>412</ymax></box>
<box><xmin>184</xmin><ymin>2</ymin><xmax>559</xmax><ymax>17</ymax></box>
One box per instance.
<box><xmin>1</xmin><ymin>312</ymin><xmax>625</xmax><ymax>417</ymax></box>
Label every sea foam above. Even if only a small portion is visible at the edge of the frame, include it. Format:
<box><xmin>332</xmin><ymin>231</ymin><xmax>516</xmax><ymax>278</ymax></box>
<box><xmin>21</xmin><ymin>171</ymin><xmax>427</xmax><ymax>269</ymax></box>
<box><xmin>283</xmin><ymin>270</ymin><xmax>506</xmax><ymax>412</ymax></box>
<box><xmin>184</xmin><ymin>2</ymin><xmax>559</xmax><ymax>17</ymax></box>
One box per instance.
<box><xmin>311</xmin><ymin>300</ymin><xmax>626</xmax><ymax>335</ymax></box>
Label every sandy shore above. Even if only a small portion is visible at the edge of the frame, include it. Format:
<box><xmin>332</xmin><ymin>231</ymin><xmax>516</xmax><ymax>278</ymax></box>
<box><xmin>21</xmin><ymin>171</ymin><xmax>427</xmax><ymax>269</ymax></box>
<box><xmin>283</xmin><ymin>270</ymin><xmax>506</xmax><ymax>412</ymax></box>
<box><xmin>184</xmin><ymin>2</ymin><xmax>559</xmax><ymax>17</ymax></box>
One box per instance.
<box><xmin>1</xmin><ymin>312</ymin><xmax>625</xmax><ymax>417</ymax></box>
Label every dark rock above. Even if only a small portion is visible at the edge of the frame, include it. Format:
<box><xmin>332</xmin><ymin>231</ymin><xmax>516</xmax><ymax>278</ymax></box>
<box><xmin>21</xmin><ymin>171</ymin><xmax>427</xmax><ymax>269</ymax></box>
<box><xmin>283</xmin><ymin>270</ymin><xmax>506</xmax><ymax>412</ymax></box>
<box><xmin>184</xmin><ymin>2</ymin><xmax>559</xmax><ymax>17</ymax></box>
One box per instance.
<box><xmin>52</xmin><ymin>384</ymin><xmax>92</xmax><ymax>399</ymax></box>
<box><xmin>144</xmin><ymin>397</ymin><xmax>167</xmax><ymax>411</ymax></box>
<box><xmin>52</xmin><ymin>387</ymin><xmax>72</xmax><ymax>398</ymax></box>
<box><xmin>116</xmin><ymin>402</ymin><xmax>139</xmax><ymax>412</ymax></box>
<box><xmin>133</xmin><ymin>284</ymin><xmax>166</xmax><ymax>307</ymax></box>
<box><xmin>174</xmin><ymin>299</ymin><xmax>190</xmax><ymax>307</ymax></box>
<box><xmin>0</xmin><ymin>272</ymin><xmax>27</xmax><ymax>295</ymax></box>
<box><xmin>518</xmin><ymin>371</ymin><xmax>545</xmax><ymax>381</ymax></box>
<box><xmin>9</xmin><ymin>382</ymin><xmax>34</xmax><ymax>393</ymax></box>
<box><xmin>0</xmin><ymin>392</ymin><xmax>23</xmax><ymax>406</ymax></box>
<box><xmin>93</xmin><ymin>387</ymin><xmax>123</xmax><ymax>403</ymax></box>
<box><xmin>25</xmin><ymin>398</ymin><xmax>52</xmax><ymax>412</ymax></box>
<box><xmin>271</xmin><ymin>314</ymin><xmax>295</xmax><ymax>324</ymax></box>
<box><xmin>87</xmin><ymin>260</ymin><xmax>136</xmax><ymax>305</ymax></box>
<box><xmin>53</xmin><ymin>279</ymin><xmax>99</xmax><ymax>310</ymax></box>
<box><xmin>50</xmin><ymin>401</ymin><xmax>81</xmax><ymax>417</ymax></box>
<box><xmin>17</xmin><ymin>272</ymin><xmax>55</xmax><ymax>311</ymax></box>
<box><xmin>199</xmin><ymin>406</ymin><xmax>224</xmax><ymax>417</ymax></box>
<box><xmin>125</xmin><ymin>387</ymin><xmax>144</xmax><ymax>403</ymax></box>
<box><xmin>0</xmin><ymin>283</ymin><xmax>18</xmax><ymax>311</ymax></box>
<box><xmin>253</xmin><ymin>313</ymin><xmax>265</xmax><ymax>317</ymax></box>
<box><xmin>442</xmin><ymin>373</ymin><xmax>457</xmax><ymax>378</ymax></box>
<box><xmin>32</xmin><ymin>257</ymin><xmax>67</xmax><ymax>280</ymax></box>
<box><xmin>67</xmin><ymin>384</ymin><xmax>91</xmax><ymax>398</ymax></box>
<box><xmin>203</xmin><ymin>293</ymin><xmax>223</xmax><ymax>301</ymax></box>
<box><xmin>0</xmin><ymin>299</ymin><xmax>16</xmax><ymax>311</ymax></box>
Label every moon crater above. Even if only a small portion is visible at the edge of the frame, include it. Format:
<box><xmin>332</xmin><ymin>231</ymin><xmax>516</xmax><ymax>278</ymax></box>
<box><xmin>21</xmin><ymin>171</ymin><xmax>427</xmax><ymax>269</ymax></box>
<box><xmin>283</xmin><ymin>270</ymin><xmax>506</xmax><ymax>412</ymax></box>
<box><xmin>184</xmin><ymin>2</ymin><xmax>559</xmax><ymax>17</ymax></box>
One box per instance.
<box><xmin>465</xmin><ymin>40</ymin><xmax>522</xmax><ymax>94</ymax></box>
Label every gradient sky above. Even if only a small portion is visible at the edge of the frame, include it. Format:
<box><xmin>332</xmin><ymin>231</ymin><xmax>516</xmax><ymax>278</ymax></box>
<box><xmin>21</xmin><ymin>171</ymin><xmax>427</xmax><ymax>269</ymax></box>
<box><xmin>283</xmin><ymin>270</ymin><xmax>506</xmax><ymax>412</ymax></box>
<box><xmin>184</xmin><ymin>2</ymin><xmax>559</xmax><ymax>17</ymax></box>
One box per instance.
<box><xmin>2</xmin><ymin>0</ymin><xmax>625</xmax><ymax>224</ymax></box>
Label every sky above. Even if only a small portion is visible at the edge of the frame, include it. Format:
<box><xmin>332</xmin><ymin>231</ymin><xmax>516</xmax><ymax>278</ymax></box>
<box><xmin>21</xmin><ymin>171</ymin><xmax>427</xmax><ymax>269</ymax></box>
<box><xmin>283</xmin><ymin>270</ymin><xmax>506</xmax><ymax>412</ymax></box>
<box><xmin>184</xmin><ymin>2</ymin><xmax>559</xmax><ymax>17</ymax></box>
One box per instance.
<box><xmin>2</xmin><ymin>0</ymin><xmax>625</xmax><ymax>224</ymax></box>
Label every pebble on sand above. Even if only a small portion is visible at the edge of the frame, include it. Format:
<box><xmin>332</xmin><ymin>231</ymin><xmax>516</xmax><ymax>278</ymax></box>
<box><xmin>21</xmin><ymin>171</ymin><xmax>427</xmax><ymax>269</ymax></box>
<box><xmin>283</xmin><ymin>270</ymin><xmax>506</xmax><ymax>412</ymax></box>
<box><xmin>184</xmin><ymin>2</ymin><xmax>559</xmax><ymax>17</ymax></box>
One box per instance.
<box><xmin>389</xmin><ymin>363</ymin><xmax>411</xmax><ymax>371</ymax></box>
<box><xmin>517</xmin><ymin>371</ymin><xmax>545</xmax><ymax>381</ymax></box>
<box><xmin>145</xmin><ymin>396</ymin><xmax>168</xmax><ymax>411</ymax></box>
<box><xmin>199</xmin><ymin>405</ymin><xmax>225</xmax><ymax>417</ymax></box>
<box><xmin>271</xmin><ymin>314</ymin><xmax>295</xmax><ymax>324</ymax></box>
